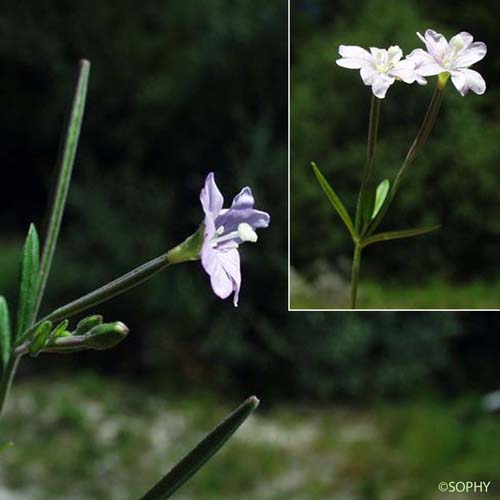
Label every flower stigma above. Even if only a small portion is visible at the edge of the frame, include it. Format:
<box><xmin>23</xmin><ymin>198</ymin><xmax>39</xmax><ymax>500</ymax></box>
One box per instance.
<box><xmin>210</xmin><ymin>222</ymin><xmax>258</xmax><ymax>248</ymax></box>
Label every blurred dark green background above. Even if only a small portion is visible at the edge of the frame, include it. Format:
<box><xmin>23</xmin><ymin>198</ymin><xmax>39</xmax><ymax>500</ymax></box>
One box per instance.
<box><xmin>291</xmin><ymin>0</ymin><xmax>500</xmax><ymax>308</ymax></box>
<box><xmin>0</xmin><ymin>1</ymin><xmax>499</xmax><ymax>498</ymax></box>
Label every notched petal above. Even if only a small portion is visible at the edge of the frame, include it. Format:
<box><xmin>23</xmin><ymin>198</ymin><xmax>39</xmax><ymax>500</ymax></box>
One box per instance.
<box><xmin>200</xmin><ymin>172</ymin><xmax>224</xmax><ymax>217</ymax></box>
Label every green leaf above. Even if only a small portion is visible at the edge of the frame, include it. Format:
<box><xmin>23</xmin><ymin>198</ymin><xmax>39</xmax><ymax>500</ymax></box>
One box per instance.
<box><xmin>361</xmin><ymin>225</ymin><xmax>441</xmax><ymax>248</ymax></box>
<box><xmin>139</xmin><ymin>396</ymin><xmax>260</xmax><ymax>500</ymax></box>
<box><xmin>311</xmin><ymin>162</ymin><xmax>356</xmax><ymax>239</ymax></box>
<box><xmin>0</xmin><ymin>297</ymin><xmax>11</xmax><ymax>373</ymax></box>
<box><xmin>371</xmin><ymin>179</ymin><xmax>390</xmax><ymax>220</ymax></box>
<box><xmin>32</xmin><ymin>60</ymin><xmax>90</xmax><ymax>320</ymax></box>
<box><xmin>16</xmin><ymin>224</ymin><xmax>40</xmax><ymax>340</ymax></box>
<box><xmin>28</xmin><ymin>321</ymin><xmax>53</xmax><ymax>357</ymax></box>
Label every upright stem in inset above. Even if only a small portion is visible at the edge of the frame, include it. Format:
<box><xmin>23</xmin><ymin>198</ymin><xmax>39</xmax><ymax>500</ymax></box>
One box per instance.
<box><xmin>350</xmin><ymin>244</ymin><xmax>362</xmax><ymax>309</ymax></box>
<box><xmin>367</xmin><ymin>77</ymin><xmax>446</xmax><ymax>236</ymax></box>
<box><xmin>355</xmin><ymin>95</ymin><xmax>381</xmax><ymax>232</ymax></box>
<box><xmin>351</xmin><ymin>94</ymin><xmax>380</xmax><ymax>308</ymax></box>
<box><xmin>393</xmin><ymin>81</ymin><xmax>445</xmax><ymax>194</ymax></box>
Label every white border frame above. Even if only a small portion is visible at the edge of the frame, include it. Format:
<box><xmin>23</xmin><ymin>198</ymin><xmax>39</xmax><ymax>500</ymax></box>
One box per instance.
<box><xmin>287</xmin><ymin>2</ymin><xmax>497</xmax><ymax>313</ymax></box>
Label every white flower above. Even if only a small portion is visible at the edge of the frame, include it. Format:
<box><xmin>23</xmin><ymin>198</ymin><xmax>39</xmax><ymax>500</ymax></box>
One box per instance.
<box><xmin>407</xmin><ymin>29</ymin><xmax>487</xmax><ymax>96</ymax></box>
<box><xmin>336</xmin><ymin>45</ymin><xmax>423</xmax><ymax>99</ymax></box>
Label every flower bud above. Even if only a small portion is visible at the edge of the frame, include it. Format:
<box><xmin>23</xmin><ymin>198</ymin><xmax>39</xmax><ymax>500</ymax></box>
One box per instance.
<box><xmin>84</xmin><ymin>321</ymin><xmax>129</xmax><ymax>350</ymax></box>
<box><xmin>75</xmin><ymin>315</ymin><xmax>103</xmax><ymax>335</ymax></box>
<box><xmin>29</xmin><ymin>321</ymin><xmax>53</xmax><ymax>357</ymax></box>
<box><xmin>50</xmin><ymin>320</ymin><xmax>71</xmax><ymax>339</ymax></box>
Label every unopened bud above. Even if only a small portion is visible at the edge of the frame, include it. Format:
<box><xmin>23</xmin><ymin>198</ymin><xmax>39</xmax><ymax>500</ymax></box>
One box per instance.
<box><xmin>50</xmin><ymin>320</ymin><xmax>70</xmax><ymax>339</ymax></box>
<box><xmin>29</xmin><ymin>321</ymin><xmax>53</xmax><ymax>357</ymax></box>
<box><xmin>84</xmin><ymin>322</ymin><xmax>129</xmax><ymax>350</ymax></box>
<box><xmin>75</xmin><ymin>315</ymin><xmax>103</xmax><ymax>336</ymax></box>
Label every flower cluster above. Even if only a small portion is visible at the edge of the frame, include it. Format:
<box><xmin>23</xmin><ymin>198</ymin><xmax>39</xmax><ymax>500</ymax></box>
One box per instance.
<box><xmin>336</xmin><ymin>29</ymin><xmax>487</xmax><ymax>98</ymax></box>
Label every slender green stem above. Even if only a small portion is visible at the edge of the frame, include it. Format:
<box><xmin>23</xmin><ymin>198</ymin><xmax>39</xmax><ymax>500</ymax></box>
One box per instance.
<box><xmin>0</xmin><ymin>356</ymin><xmax>19</xmax><ymax>419</ymax></box>
<box><xmin>350</xmin><ymin>244</ymin><xmax>362</xmax><ymax>309</ymax></box>
<box><xmin>45</xmin><ymin>254</ymin><xmax>170</xmax><ymax>323</ymax></box>
<box><xmin>17</xmin><ymin>226</ymin><xmax>204</xmax><ymax>345</ymax></box>
<box><xmin>394</xmin><ymin>83</ymin><xmax>444</xmax><ymax>191</ymax></box>
<box><xmin>15</xmin><ymin>335</ymin><xmax>87</xmax><ymax>357</ymax></box>
<box><xmin>18</xmin><ymin>254</ymin><xmax>171</xmax><ymax>344</ymax></box>
<box><xmin>366</xmin><ymin>80</ymin><xmax>445</xmax><ymax>237</ymax></box>
<box><xmin>33</xmin><ymin>60</ymin><xmax>90</xmax><ymax>320</ymax></box>
<box><xmin>355</xmin><ymin>94</ymin><xmax>381</xmax><ymax>233</ymax></box>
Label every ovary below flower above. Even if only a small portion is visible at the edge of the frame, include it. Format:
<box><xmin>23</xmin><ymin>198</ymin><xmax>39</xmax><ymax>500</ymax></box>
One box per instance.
<box><xmin>200</xmin><ymin>172</ymin><xmax>270</xmax><ymax>306</ymax></box>
<box><xmin>407</xmin><ymin>29</ymin><xmax>487</xmax><ymax>96</ymax></box>
<box><xmin>336</xmin><ymin>45</ymin><xmax>424</xmax><ymax>99</ymax></box>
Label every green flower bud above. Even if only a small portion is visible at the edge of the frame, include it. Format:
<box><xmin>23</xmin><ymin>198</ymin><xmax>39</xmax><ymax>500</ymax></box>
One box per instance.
<box><xmin>84</xmin><ymin>322</ymin><xmax>129</xmax><ymax>350</ymax></box>
<box><xmin>75</xmin><ymin>315</ymin><xmax>103</xmax><ymax>335</ymax></box>
<box><xmin>50</xmin><ymin>320</ymin><xmax>70</xmax><ymax>339</ymax></box>
<box><xmin>29</xmin><ymin>321</ymin><xmax>53</xmax><ymax>357</ymax></box>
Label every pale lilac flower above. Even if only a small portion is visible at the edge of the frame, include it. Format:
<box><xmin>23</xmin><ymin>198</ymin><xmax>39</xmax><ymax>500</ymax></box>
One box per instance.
<box><xmin>336</xmin><ymin>45</ymin><xmax>423</xmax><ymax>99</ymax></box>
<box><xmin>407</xmin><ymin>29</ymin><xmax>487</xmax><ymax>96</ymax></box>
<box><xmin>200</xmin><ymin>172</ymin><xmax>270</xmax><ymax>306</ymax></box>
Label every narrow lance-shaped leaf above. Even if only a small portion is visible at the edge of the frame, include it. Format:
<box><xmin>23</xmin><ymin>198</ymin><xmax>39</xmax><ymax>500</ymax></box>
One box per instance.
<box><xmin>361</xmin><ymin>224</ymin><xmax>441</xmax><ymax>248</ymax></box>
<box><xmin>139</xmin><ymin>396</ymin><xmax>260</xmax><ymax>500</ymax></box>
<box><xmin>311</xmin><ymin>162</ymin><xmax>356</xmax><ymax>239</ymax></box>
<box><xmin>16</xmin><ymin>224</ymin><xmax>40</xmax><ymax>340</ymax></box>
<box><xmin>371</xmin><ymin>179</ymin><xmax>390</xmax><ymax>220</ymax></box>
<box><xmin>0</xmin><ymin>297</ymin><xmax>11</xmax><ymax>373</ymax></box>
<box><xmin>33</xmin><ymin>60</ymin><xmax>90</xmax><ymax>320</ymax></box>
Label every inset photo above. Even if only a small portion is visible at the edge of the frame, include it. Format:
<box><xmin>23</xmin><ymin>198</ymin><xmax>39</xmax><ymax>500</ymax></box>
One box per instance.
<box><xmin>290</xmin><ymin>1</ymin><xmax>498</xmax><ymax>310</ymax></box>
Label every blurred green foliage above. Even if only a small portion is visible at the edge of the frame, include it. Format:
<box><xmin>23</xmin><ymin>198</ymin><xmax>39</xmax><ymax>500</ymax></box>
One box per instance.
<box><xmin>0</xmin><ymin>1</ymin><xmax>499</xmax><ymax>404</ymax></box>
<box><xmin>291</xmin><ymin>0</ymin><xmax>500</xmax><ymax>283</ymax></box>
<box><xmin>2</xmin><ymin>377</ymin><xmax>499</xmax><ymax>499</ymax></box>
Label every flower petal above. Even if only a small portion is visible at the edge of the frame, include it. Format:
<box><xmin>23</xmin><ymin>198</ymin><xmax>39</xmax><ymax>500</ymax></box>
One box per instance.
<box><xmin>407</xmin><ymin>49</ymin><xmax>442</xmax><ymax>77</ymax></box>
<box><xmin>421</xmin><ymin>29</ymin><xmax>449</xmax><ymax>61</ymax></box>
<box><xmin>454</xmin><ymin>42</ymin><xmax>487</xmax><ymax>68</ymax></box>
<box><xmin>336</xmin><ymin>45</ymin><xmax>373</xmax><ymax>69</ymax></box>
<box><xmin>201</xmin><ymin>245</ymin><xmax>240</xmax><ymax>302</ymax></box>
<box><xmin>387</xmin><ymin>45</ymin><xmax>403</xmax><ymax>64</ymax></box>
<box><xmin>338</xmin><ymin>45</ymin><xmax>372</xmax><ymax>61</ymax></box>
<box><xmin>231</xmin><ymin>187</ymin><xmax>254</xmax><ymax>210</ymax></box>
<box><xmin>360</xmin><ymin>66</ymin><xmax>377</xmax><ymax>85</ymax></box>
<box><xmin>407</xmin><ymin>48</ymin><xmax>436</xmax><ymax>66</ymax></box>
<box><xmin>218</xmin><ymin>249</ymin><xmax>241</xmax><ymax>306</ymax></box>
<box><xmin>415</xmin><ymin>62</ymin><xmax>444</xmax><ymax>76</ymax></box>
<box><xmin>336</xmin><ymin>58</ymin><xmax>369</xmax><ymax>69</ymax></box>
<box><xmin>449</xmin><ymin>31</ymin><xmax>474</xmax><ymax>50</ymax></box>
<box><xmin>390</xmin><ymin>60</ymin><xmax>417</xmax><ymax>83</ymax></box>
<box><xmin>451</xmin><ymin>68</ymin><xmax>486</xmax><ymax>96</ymax></box>
<box><xmin>371</xmin><ymin>74</ymin><xmax>394</xmax><ymax>99</ymax></box>
<box><xmin>215</xmin><ymin>208</ymin><xmax>270</xmax><ymax>242</ymax></box>
<box><xmin>200</xmin><ymin>172</ymin><xmax>224</xmax><ymax>217</ymax></box>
